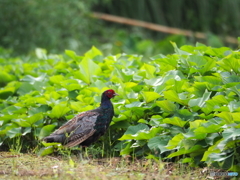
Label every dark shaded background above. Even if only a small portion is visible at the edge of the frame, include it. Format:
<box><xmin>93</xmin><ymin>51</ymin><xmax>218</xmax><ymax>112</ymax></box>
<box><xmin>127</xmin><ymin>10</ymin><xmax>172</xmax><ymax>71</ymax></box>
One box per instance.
<box><xmin>0</xmin><ymin>0</ymin><xmax>239</xmax><ymax>55</ymax></box>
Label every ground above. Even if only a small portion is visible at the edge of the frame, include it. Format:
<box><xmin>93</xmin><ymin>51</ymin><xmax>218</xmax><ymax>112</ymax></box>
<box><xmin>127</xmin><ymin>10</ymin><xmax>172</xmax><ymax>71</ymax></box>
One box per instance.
<box><xmin>0</xmin><ymin>152</ymin><xmax>231</xmax><ymax>180</ymax></box>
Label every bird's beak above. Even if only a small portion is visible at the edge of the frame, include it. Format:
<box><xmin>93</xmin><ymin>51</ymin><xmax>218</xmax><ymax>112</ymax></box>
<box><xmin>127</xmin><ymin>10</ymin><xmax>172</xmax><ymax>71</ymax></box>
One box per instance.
<box><xmin>114</xmin><ymin>93</ymin><xmax>119</xmax><ymax>97</ymax></box>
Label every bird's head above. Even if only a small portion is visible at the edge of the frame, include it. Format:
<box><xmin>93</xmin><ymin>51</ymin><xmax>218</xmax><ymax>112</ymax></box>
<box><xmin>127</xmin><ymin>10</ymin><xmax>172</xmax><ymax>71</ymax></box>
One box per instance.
<box><xmin>104</xmin><ymin>89</ymin><xmax>118</xmax><ymax>99</ymax></box>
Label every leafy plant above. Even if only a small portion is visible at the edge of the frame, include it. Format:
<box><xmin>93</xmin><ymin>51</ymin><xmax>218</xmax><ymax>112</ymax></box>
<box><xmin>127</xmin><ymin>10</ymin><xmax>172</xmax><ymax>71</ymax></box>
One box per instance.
<box><xmin>1</xmin><ymin>42</ymin><xmax>240</xmax><ymax>173</ymax></box>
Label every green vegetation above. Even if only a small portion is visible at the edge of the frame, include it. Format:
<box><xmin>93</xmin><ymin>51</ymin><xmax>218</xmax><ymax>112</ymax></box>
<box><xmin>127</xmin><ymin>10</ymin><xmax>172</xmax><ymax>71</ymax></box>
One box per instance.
<box><xmin>1</xmin><ymin>42</ymin><xmax>240</xmax><ymax>176</ymax></box>
<box><xmin>1</xmin><ymin>1</ymin><xmax>238</xmax><ymax>56</ymax></box>
<box><xmin>0</xmin><ymin>0</ymin><xmax>99</xmax><ymax>54</ymax></box>
<box><xmin>98</xmin><ymin>0</ymin><xmax>240</xmax><ymax>38</ymax></box>
<box><xmin>1</xmin><ymin>1</ymin><xmax>240</xmax><ymax>178</ymax></box>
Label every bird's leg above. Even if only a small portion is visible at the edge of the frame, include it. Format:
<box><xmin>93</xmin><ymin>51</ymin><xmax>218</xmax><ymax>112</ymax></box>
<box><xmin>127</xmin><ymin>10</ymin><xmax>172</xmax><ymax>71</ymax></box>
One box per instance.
<box><xmin>77</xmin><ymin>146</ymin><xmax>84</xmax><ymax>161</ymax></box>
<box><xmin>83</xmin><ymin>146</ymin><xmax>90</xmax><ymax>160</ymax></box>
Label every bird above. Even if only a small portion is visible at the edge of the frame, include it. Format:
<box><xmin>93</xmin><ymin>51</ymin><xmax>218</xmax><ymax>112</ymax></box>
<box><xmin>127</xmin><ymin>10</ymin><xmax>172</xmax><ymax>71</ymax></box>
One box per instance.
<box><xmin>43</xmin><ymin>89</ymin><xmax>118</xmax><ymax>147</ymax></box>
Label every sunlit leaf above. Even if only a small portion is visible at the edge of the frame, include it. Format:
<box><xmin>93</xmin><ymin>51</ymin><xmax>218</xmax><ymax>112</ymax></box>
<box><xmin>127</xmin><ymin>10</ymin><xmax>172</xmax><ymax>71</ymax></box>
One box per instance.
<box><xmin>140</xmin><ymin>63</ymin><xmax>156</xmax><ymax>79</ymax></box>
<box><xmin>216</xmin><ymin>112</ymin><xmax>234</xmax><ymax>124</ymax></box>
<box><xmin>163</xmin><ymin>90</ymin><xmax>188</xmax><ymax>105</ymax></box>
<box><xmin>49</xmin><ymin>103</ymin><xmax>71</xmax><ymax>118</ymax></box>
<box><xmin>142</xmin><ymin>91</ymin><xmax>160</xmax><ymax>103</ymax></box>
<box><xmin>163</xmin><ymin>117</ymin><xmax>187</xmax><ymax>127</ymax></box>
<box><xmin>156</xmin><ymin>100</ymin><xmax>176</xmax><ymax>113</ymax></box>
<box><xmin>22</xmin><ymin>74</ymin><xmax>47</xmax><ymax>84</ymax></box>
<box><xmin>166</xmin><ymin>133</ymin><xmax>184</xmax><ymax>149</ymax></box>
<box><xmin>26</xmin><ymin>113</ymin><xmax>43</xmax><ymax>125</ymax></box>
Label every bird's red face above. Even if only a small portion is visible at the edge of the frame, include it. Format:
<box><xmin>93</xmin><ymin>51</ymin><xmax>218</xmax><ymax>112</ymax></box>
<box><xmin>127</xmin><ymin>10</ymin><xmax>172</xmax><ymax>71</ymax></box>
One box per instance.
<box><xmin>104</xmin><ymin>89</ymin><xmax>118</xmax><ymax>99</ymax></box>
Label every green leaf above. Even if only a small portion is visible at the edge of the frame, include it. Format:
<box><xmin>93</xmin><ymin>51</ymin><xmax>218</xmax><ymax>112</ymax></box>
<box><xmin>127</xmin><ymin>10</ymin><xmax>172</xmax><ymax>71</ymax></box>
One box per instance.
<box><xmin>12</xmin><ymin>119</ymin><xmax>31</xmax><ymax>127</ymax></box>
<box><xmin>2</xmin><ymin>106</ymin><xmax>26</xmax><ymax>115</ymax></box>
<box><xmin>125</xmin><ymin>101</ymin><xmax>144</xmax><ymax>108</ymax></box>
<box><xmin>84</xmin><ymin>46</ymin><xmax>102</xmax><ymax>59</ymax></box>
<box><xmin>17</xmin><ymin>82</ymin><xmax>35</xmax><ymax>95</ymax></box>
<box><xmin>188</xmin><ymin>54</ymin><xmax>206</xmax><ymax>66</ymax></box>
<box><xmin>35</xmin><ymin>48</ymin><xmax>47</xmax><ymax>59</ymax></box>
<box><xmin>119</xmin><ymin>127</ymin><xmax>161</xmax><ymax>140</ymax></box>
<box><xmin>171</xmin><ymin>41</ymin><xmax>191</xmax><ymax>55</ymax></box>
<box><xmin>49</xmin><ymin>75</ymin><xmax>65</xmax><ymax>85</ymax></box>
<box><xmin>38</xmin><ymin>124</ymin><xmax>56</xmax><ymax>140</ymax></box>
<box><xmin>167</xmin><ymin>145</ymin><xmax>204</xmax><ymax>158</ymax></box>
<box><xmin>49</xmin><ymin>103</ymin><xmax>71</xmax><ymax>118</ymax></box>
<box><xmin>217</xmin><ymin>128</ymin><xmax>240</xmax><ymax>150</ymax></box>
<box><xmin>125</xmin><ymin>123</ymin><xmax>149</xmax><ymax>134</ymax></box>
<box><xmin>21</xmin><ymin>74</ymin><xmax>46</xmax><ymax>84</ymax></box>
<box><xmin>42</xmin><ymin>142</ymin><xmax>62</xmax><ymax>147</ymax></box>
<box><xmin>208</xmin><ymin>151</ymin><xmax>234</xmax><ymax>163</ymax></box>
<box><xmin>163</xmin><ymin>117</ymin><xmax>187</xmax><ymax>127</ymax></box>
<box><xmin>151</xmin><ymin>54</ymin><xmax>177</xmax><ymax>68</ymax></box>
<box><xmin>216</xmin><ymin>112</ymin><xmax>234</xmax><ymax>124</ymax></box>
<box><xmin>75</xmin><ymin>57</ymin><xmax>101</xmax><ymax>84</ymax></box>
<box><xmin>65</xmin><ymin>50</ymin><xmax>79</xmax><ymax>60</ymax></box>
<box><xmin>228</xmin><ymin>101</ymin><xmax>240</xmax><ymax>112</ymax></box>
<box><xmin>140</xmin><ymin>63</ymin><xmax>156</xmax><ymax>79</ymax></box>
<box><xmin>22</xmin><ymin>127</ymin><xmax>31</xmax><ymax>136</ymax></box>
<box><xmin>166</xmin><ymin>133</ymin><xmax>184</xmax><ymax>149</ymax></box>
<box><xmin>119</xmin><ymin>124</ymin><xmax>149</xmax><ymax>141</ymax></box>
<box><xmin>148</xmin><ymin>136</ymin><xmax>169</xmax><ymax>154</ymax></box>
<box><xmin>6</xmin><ymin>127</ymin><xmax>22</xmax><ymax>138</ymax></box>
<box><xmin>164</xmin><ymin>90</ymin><xmax>188</xmax><ymax>105</ymax></box>
<box><xmin>142</xmin><ymin>91</ymin><xmax>160</xmax><ymax>103</ymax></box>
<box><xmin>156</xmin><ymin>100</ymin><xmax>176</xmax><ymax>113</ymax></box>
<box><xmin>200</xmin><ymin>57</ymin><xmax>216</xmax><ymax>75</ymax></box>
<box><xmin>38</xmin><ymin>146</ymin><xmax>55</xmax><ymax>156</ymax></box>
<box><xmin>26</xmin><ymin>113</ymin><xmax>43</xmax><ymax>125</ymax></box>
<box><xmin>0</xmin><ymin>86</ymin><xmax>15</xmax><ymax>99</ymax></box>
<box><xmin>120</xmin><ymin>141</ymin><xmax>133</xmax><ymax>156</ymax></box>
<box><xmin>188</xmin><ymin>90</ymin><xmax>211</xmax><ymax>108</ymax></box>
<box><xmin>144</xmin><ymin>77</ymin><xmax>165</xmax><ymax>87</ymax></box>
<box><xmin>212</xmin><ymin>95</ymin><xmax>229</xmax><ymax>104</ymax></box>
<box><xmin>218</xmin><ymin>55</ymin><xmax>240</xmax><ymax>73</ymax></box>
<box><xmin>182</xmin><ymin>157</ymin><xmax>194</xmax><ymax>163</ymax></box>
<box><xmin>201</xmin><ymin>140</ymin><xmax>221</xmax><ymax>161</ymax></box>
<box><xmin>194</xmin><ymin>124</ymin><xmax>221</xmax><ymax>135</ymax></box>
<box><xmin>189</xmin><ymin>120</ymin><xmax>207</xmax><ymax>129</ymax></box>
<box><xmin>205</xmin><ymin>133</ymin><xmax>220</xmax><ymax>145</ymax></box>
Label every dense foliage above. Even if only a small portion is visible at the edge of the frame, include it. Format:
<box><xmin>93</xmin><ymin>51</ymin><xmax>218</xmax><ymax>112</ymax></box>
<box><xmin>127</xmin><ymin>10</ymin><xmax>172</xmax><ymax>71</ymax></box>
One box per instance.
<box><xmin>98</xmin><ymin>0</ymin><xmax>240</xmax><ymax>38</ymax></box>
<box><xmin>0</xmin><ymin>0</ymin><xmax>99</xmax><ymax>54</ymax></box>
<box><xmin>0</xmin><ymin>0</ymin><xmax>184</xmax><ymax>56</ymax></box>
<box><xmin>1</xmin><ymin>0</ymin><xmax>238</xmax><ymax>56</ymax></box>
<box><xmin>0</xmin><ymin>43</ymin><xmax>240</xmax><ymax>173</ymax></box>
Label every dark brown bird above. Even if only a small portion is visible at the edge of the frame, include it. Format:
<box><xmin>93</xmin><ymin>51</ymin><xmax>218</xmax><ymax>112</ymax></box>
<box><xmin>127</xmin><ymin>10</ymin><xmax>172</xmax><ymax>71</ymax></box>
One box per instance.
<box><xmin>43</xmin><ymin>89</ymin><xmax>118</xmax><ymax>147</ymax></box>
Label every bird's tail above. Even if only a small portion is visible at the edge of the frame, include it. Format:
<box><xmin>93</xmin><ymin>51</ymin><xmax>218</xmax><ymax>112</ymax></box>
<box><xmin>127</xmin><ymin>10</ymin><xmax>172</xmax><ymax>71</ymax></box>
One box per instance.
<box><xmin>42</xmin><ymin>134</ymin><xmax>66</xmax><ymax>143</ymax></box>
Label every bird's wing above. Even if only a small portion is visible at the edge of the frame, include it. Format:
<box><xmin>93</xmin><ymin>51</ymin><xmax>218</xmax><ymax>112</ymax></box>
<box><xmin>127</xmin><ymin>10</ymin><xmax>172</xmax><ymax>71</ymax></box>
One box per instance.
<box><xmin>64</xmin><ymin>111</ymin><xmax>100</xmax><ymax>147</ymax></box>
<box><xmin>52</xmin><ymin>111</ymin><xmax>99</xmax><ymax>134</ymax></box>
<box><xmin>50</xmin><ymin>110</ymin><xmax>100</xmax><ymax>147</ymax></box>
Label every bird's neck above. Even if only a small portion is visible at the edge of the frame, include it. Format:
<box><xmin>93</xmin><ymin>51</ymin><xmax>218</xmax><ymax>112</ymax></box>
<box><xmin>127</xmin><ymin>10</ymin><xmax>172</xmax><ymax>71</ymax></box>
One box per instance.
<box><xmin>100</xmin><ymin>96</ymin><xmax>113</xmax><ymax>109</ymax></box>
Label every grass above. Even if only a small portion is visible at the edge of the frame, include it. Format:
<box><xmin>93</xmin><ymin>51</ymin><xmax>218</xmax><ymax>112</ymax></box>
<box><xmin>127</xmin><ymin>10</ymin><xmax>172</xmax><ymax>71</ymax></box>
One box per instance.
<box><xmin>0</xmin><ymin>151</ymin><xmax>229</xmax><ymax>180</ymax></box>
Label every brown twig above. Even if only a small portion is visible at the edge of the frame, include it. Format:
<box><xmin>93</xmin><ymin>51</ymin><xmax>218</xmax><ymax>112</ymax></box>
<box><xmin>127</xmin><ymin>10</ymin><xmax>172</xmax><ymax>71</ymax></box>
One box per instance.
<box><xmin>92</xmin><ymin>12</ymin><xmax>238</xmax><ymax>44</ymax></box>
